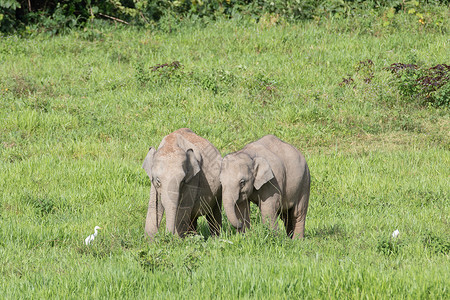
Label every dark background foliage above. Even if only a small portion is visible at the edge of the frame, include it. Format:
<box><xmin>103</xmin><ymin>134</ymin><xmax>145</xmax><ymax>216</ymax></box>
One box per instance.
<box><xmin>1</xmin><ymin>0</ymin><xmax>449</xmax><ymax>34</ymax></box>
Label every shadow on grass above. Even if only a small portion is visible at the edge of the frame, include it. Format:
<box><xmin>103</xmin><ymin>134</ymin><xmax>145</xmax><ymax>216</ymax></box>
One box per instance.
<box><xmin>307</xmin><ymin>224</ymin><xmax>345</xmax><ymax>239</ymax></box>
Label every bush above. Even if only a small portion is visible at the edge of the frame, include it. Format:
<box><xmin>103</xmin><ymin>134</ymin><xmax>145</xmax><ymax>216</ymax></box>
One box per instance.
<box><xmin>339</xmin><ymin>60</ymin><xmax>450</xmax><ymax>108</ymax></box>
<box><xmin>1</xmin><ymin>0</ymin><xmax>450</xmax><ymax>34</ymax></box>
<box><xmin>387</xmin><ymin>63</ymin><xmax>450</xmax><ymax>107</ymax></box>
<box><xmin>0</xmin><ymin>0</ymin><xmax>21</xmax><ymax>32</ymax></box>
<box><xmin>0</xmin><ymin>0</ymin><xmax>117</xmax><ymax>33</ymax></box>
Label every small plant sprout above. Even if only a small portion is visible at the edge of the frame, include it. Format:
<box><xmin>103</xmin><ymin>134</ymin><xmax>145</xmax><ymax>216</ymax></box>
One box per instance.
<box><xmin>85</xmin><ymin>226</ymin><xmax>102</xmax><ymax>245</ymax></box>
<box><xmin>392</xmin><ymin>229</ymin><xmax>399</xmax><ymax>238</ymax></box>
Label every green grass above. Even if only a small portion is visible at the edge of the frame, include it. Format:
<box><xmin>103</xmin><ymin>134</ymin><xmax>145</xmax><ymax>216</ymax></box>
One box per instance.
<box><xmin>1</xmin><ymin>16</ymin><xmax>449</xmax><ymax>298</ymax></box>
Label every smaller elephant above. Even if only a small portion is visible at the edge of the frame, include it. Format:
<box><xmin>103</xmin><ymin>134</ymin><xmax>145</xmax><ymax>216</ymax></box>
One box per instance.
<box><xmin>220</xmin><ymin>135</ymin><xmax>310</xmax><ymax>239</ymax></box>
<box><xmin>142</xmin><ymin>128</ymin><xmax>222</xmax><ymax>239</ymax></box>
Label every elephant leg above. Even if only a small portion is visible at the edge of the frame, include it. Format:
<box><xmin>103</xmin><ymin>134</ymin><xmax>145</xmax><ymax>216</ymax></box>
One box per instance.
<box><xmin>176</xmin><ymin>206</ymin><xmax>194</xmax><ymax>237</ymax></box>
<box><xmin>259</xmin><ymin>194</ymin><xmax>281</xmax><ymax>230</ymax></box>
<box><xmin>145</xmin><ymin>187</ymin><xmax>164</xmax><ymax>239</ymax></box>
<box><xmin>292</xmin><ymin>188</ymin><xmax>310</xmax><ymax>239</ymax></box>
<box><xmin>281</xmin><ymin>208</ymin><xmax>294</xmax><ymax>238</ymax></box>
<box><xmin>206</xmin><ymin>197</ymin><xmax>222</xmax><ymax>237</ymax></box>
<box><xmin>176</xmin><ymin>185</ymin><xmax>198</xmax><ymax>237</ymax></box>
<box><xmin>235</xmin><ymin>201</ymin><xmax>250</xmax><ymax>233</ymax></box>
<box><xmin>188</xmin><ymin>217</ymin><xmax>198</xmax><ymax>234</ymax></box>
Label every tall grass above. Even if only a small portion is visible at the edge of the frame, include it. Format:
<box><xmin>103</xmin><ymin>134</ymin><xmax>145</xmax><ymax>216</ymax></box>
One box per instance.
<box><xmin>1</xmin><ymin>15</ymin><xmax>449</xmax><ymax>298</ymax></box>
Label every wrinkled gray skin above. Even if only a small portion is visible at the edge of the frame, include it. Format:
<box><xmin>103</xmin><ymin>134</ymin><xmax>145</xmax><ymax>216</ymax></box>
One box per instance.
<box><xmin>142</xmin><ymin>128</ymin><xmax>222</xmax><ymax>239</ymax></box>
<box><xmin>220</xmin><ymin>135</ymin><xmax>310</xmax><ymax>239</ymax></box>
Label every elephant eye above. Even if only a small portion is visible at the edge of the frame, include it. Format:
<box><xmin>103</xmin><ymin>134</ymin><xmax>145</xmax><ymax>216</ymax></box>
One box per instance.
<box><xmin>239</xmin><ymin>179</ymin><xmax>246</xmax><ymax>188</ymax></box>
<box><xmin>153</xmin><ymin>177</ymin><xmax>161</xmax><ymax>187</ymax></box>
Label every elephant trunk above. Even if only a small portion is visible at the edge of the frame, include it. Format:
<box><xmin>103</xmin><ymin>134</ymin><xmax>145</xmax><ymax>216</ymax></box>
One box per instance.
<box><xmin>223</xmin><ymin>190</ymin><xmax>243</xmax><ymax>230</ymax></box>
<box><xmin>161</xmin><ymin>186</ymin><xmax>180</xmax><ymax>235</ymax></box>
<box><xmin>164</xmin><ymin>202</ymin><xmax>177</xmax><ymax>235</ymax></box>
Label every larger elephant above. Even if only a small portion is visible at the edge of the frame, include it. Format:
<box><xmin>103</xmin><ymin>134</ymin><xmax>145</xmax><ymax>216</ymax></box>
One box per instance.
<box><xmin>220</xmin><ymin>135</ymin><xmax>310</xmax><ymax>239</ymax></box>
<box><xmin>142</xmin><ymin>128</ymin><xmax>222</xmax><ymax>238</ymax></box>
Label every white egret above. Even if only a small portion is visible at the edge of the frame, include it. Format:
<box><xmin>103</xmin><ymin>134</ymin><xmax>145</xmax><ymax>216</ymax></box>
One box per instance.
<box><xmin>392</xmin><ymin>229</ymin><xmax>399</xmax><ymax>238</ymax></box>
<box><xmin>85</xmin><ymin>226</ymin><xmax>102</xmax><ymax>245</ymax></box>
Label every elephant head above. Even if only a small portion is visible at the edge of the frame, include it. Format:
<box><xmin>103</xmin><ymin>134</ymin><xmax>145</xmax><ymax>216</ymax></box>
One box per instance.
<box><xmin>142</xmin><ymin>142</ymin><xmax>202</xmax><ymax>236</ymax></box>
<box><xmin>219</xmin><ymin>153</ymin><xmax>273</xmax><ymax>231</ymax></box>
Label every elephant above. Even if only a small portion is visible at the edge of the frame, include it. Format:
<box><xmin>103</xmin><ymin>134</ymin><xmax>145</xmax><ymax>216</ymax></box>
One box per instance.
<box><xmin>142</xmin><ymin>128</ymin><xmax>222</xmax><ymax>238</ymax></box>
<box><xmin>219</xmin><ymin>135</ymin><xmax>310</xmax><ymax>239</ymax></box>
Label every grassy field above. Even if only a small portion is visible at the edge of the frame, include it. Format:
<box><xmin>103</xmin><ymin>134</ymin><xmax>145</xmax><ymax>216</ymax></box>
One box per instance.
<box><xmin>1</xmin><ymin>15</ymin><xmax>449</xmax><ymax>298</ymax></box>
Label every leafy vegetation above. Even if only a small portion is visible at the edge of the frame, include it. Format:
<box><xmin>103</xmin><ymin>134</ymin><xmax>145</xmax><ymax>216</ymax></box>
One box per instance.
<box><xmin>0</xmin><ymin>10</ymin><xmax>449</xmax><ymax>298</ymax></box>
<box><xmin>386</xmin><ymin>63</ymin><xmax>450</xmax><ymax>107</ymax></box>
<box><xmin>1</xmin><ymin>0</ymin><xmax>450</xmax><ymax>34</ymax></box>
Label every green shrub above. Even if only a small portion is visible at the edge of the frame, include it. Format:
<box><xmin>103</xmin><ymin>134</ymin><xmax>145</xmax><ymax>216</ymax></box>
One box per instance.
<box><xmin>422</xmin><ymin>231</ymin><xmax>450</xmax><ymax>255</ymax></box>
<box><xmin>377</xmin><ymin>236</ymin><xmax>403</xmax><ymax>256</ymax></box>
<box><xmin>387</xmin><ymin>63</ymin><xmax>450</xmax><ymax>107</ymax></box>
<box><xmin>0</xmin><ymin>0</ymin><xmax>21</xmax><ymax>32</ymax></box>
<box><xmin>2</xmin><ymin>0</ymin><xmax>450</xmax><ymax>34</ymax></box>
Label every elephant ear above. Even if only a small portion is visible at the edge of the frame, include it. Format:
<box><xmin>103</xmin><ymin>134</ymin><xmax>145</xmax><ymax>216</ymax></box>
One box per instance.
<box><xmin>142</xmin><ymin>147</ymin><xmax>156</xmax><ymax>178</ymax></box>
<box><xmin>253</xmin><ymin>157</ymin><xmax>274</xmax><ymax>190</ymax></box>
<box><xmin>176</xmin><ymin>135</ymin><xmax>202</xmax><ymax>160</ymax></box>
<box><xmin>185</xmin><ymin>149</ymin><xmax>201</xmax><ymax>183</ymax></box>
<box><xmin>176</xmin><ymin>134</ymin><xmax>203</xmax><ymax>183</ymax></box>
